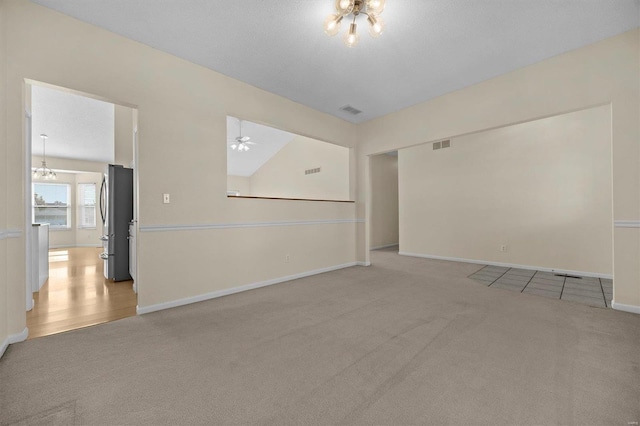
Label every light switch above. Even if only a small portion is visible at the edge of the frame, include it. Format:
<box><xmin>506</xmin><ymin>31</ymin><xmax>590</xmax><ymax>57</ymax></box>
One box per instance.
<box><xmin>163</xmin><ymin>193</ymin><xmax>170</xmax><ymax>204</ymax></box>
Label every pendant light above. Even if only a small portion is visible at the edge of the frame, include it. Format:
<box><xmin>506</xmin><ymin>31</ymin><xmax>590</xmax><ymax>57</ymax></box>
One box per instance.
<box><xmin>33</xmin><ymin>134</ymin><xmax>56</xmax><ymax>180</ymax></box>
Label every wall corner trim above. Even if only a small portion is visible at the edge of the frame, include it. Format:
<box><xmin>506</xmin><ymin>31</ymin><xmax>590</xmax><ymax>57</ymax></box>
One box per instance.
<box><xmin>356</xmin><ymin>261</ymin><xmax>371</xmax><ymax>266</ymax></box>
<box><xmin>137</xmin><ymin>262</ymin><xmax>358</xmax><ymax>315</ymax></box>
<box><xmin>611</xmin><ymin>302</ymin><xmax>640</xmax><ymax>315</ymax></box>
<box><xmin>0</xmin><ymin>328</ymin><xmax>29</xmax><ymax>359</ymax></box>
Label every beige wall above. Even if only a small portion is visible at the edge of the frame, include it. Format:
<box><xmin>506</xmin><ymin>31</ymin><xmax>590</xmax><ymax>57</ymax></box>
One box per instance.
<box><xmin>369</xmin><ymin>154</ymin><xmax>398</xmax><ymax>249</ymax></box>
<box><xmin>399</xmin><ymin>106</ymin><xmax>612</xmax><ymax>275</ymax></box>
<box><xmin>32</xmin><ymin>156</ymin><xmax>106</xmax><ymax>174</ymax></box>
<box><xmin>0</xmin><ymin>0</ymin><xmax>8</xmax><ymax>344</ymax></box>
<box><xmin>358</xmin><ymin>29</ymin><xmax>639</xmax><ymax>310</ymax></box>
<box><xmin>2</xmin><ymin>0</ymin><xmax>357</xmax><ymax>339</ymax></box>
<box><xmin>114</xmin><ymin>104</ymin><xmax>134</xmax><ymax>167</ymax></box>
<box><xmin>248</xmin><ymin>136</ymin><xmax>350</xmax><ymax>200</ymax></box>
<box><xmin>227</xmin><ymin>175</ymin><xmax>251</xmax><ymax>196</ymax></box>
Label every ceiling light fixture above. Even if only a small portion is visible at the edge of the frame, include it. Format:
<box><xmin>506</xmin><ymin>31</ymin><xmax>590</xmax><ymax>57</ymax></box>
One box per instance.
<box><xmin>33</xmin><ymin>134</ymin><xmax>56</xmax><ymax>180</ymax></box>
<box><xmin>324</xmin><ymin>0</ymin><xmax>386</xmax><ymax>48</ymax></box>
<box><xmin>229</xmin><ymin>119</ymin><xmax>256</xmax><ymax>152</ymax></box>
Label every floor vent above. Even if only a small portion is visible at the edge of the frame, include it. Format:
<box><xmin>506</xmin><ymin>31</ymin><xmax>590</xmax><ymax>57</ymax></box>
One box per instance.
<box><xmin>340</xmin><ymin>105</ymin><xmax>362</xmax><ymax>115</ymax></box>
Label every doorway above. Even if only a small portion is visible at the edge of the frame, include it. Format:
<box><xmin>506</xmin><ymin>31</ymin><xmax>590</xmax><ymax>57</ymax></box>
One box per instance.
<box><xmin>369</xmin><ymin>151</ymin><xmax>399</xmax><ymax>253</ymax></box>
<box><xmin>25</xmin><ymin>82</ymin><xmax>139</xmax><ymax>339</ymax></box>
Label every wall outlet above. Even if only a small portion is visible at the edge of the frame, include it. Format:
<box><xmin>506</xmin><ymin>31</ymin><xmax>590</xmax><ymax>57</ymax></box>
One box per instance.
<box><xmin>163</xmin><ymin>193</ymin><xmax>170</xmax><ymax>204</ymax></box>
<box><xmin>500</xmin><ymin>245</ymin><xmax>508</xmax><ymax>252</ymax></box>
<box><xmin>285</xmin><ymin>254</ymin><xmax>290</xmax><ymax>263</ymax></box>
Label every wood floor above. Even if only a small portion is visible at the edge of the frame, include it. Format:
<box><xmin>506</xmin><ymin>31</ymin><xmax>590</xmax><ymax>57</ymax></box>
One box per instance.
<box><xmin>26</xmin><ymin>247</ymin><xmax>137</xmax><ymax>339</ymax></box>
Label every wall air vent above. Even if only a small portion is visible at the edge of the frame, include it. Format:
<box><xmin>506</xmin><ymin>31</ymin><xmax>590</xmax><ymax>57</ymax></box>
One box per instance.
<box><xmin>434</xmin><ymin>140</ymin><xmax>451</xmax><ymax>150</ymax></box>
<box><xmin>340</xmin><ymin>105</ymin><xmax>362</xmax><ymax>115</ymax></box>
<box><xmin>305</xmin><ymin>167</ymin><xmax>321</xmax><ymax>175</ymax></box>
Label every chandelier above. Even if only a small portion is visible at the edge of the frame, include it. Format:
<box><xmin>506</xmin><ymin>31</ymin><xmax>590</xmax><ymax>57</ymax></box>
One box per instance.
<box><xmin>33</xmin><ymin>134</ymin><xmax>56</xmax><ymax>180</ymax></box>
<box><xmin>323</xmin><ymin>0</ymin><xmax>386</xmax><ymax>48</ymax></box>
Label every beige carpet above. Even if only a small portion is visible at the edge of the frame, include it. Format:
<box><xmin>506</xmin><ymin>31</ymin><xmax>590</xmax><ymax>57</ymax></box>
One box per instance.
<box><xmin>1</xmin><ymin>248</ymin><xmax>639</xmax><ymax>425</ymax></box>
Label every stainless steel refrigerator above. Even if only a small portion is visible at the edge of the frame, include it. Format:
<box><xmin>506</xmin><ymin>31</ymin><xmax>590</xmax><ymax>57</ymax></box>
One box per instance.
<box><xmin>99</xmin><ymin>164</ymin><xmax>133</xmax><ymax>281</ymax></box>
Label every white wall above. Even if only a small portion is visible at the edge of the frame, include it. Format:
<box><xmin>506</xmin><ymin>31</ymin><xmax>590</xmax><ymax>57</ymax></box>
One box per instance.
<box><xmin>369</xmin><ymin>154</ymin><xmax>398</xmax><ymax>249</ymax></box>
<box><xmin>399</xmin><ymin>106</ymin><xmax>612</xmax><ymax>275</ymax></box>
<box><xmin>248</xmin><ymin>136</ymin><xmax>350</xmax><ymax>201</ymax></box>
<box><xmin>357</xmin><ymin>29</ymin><xmax>639</xmax><ymax>310</ymax></box>
<box><xmin>2</xmin><ymin>0</ymin><xmax>357</xmax><ymax>339</ymax></box>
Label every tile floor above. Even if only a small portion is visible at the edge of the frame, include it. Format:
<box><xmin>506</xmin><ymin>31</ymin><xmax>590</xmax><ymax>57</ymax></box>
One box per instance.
<box><xmin>469</xmin><ymin>265</ymin><xmax>612</xmax><ymax>308</ymax></box>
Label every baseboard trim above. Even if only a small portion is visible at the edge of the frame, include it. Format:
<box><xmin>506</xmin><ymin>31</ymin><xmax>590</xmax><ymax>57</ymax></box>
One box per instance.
<box><xmin>0</xmin><ymin>327</ymin><xmax>29</xmax><ymax>359</ymax></box>
<box><xmin>370</xmin><ymin>244</ymin><xmax>399</xmax><ymax>250</ymax></box>
<box><xmin>137</xmin><ymin>262</ymin><xmax>358</xmax><ymax>315</ymax></box>
<box><xmin>398</xmin><ymin>252</ymin><xmax>613</xmax><ymax>279</ymax></box>
<box><xmin>356</xmin><ymin>261</ymin><xmax>371</xmax><ymax>266</ymax></box>
<box><xmin>611</xmin><ymin>302</ymin><xmax>640</xmax><ymax>315</ymax></box>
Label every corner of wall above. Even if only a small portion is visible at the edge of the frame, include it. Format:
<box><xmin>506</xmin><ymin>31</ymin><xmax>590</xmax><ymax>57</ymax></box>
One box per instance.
<box><xmin>0</xmin><ymin>0</ymin><xmax>9</xmax><ymax>352</ymax></box>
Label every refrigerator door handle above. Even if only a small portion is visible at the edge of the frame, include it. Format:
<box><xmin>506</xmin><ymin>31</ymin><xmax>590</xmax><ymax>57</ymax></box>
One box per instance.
<box><xmin>100</xmin><ymin>176</ymin><xmax>107</xmax><ymax>225</ymax></box>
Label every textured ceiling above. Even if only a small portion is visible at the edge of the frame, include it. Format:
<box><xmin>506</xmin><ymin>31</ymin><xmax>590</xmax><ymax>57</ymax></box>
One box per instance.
<box><xmin>31</xmin><ymin>0</ymin><xmax>640</xmax><ymax>123</ymax></box>
<box><xmin>227</xmin><ymin>117</ymin><xmax>296</xmax><ymax>177</ymax></box>
<box><xmin>31</xmin><ymin>85</ymin><xmax>115</xmax><ymax>164</ymax></box>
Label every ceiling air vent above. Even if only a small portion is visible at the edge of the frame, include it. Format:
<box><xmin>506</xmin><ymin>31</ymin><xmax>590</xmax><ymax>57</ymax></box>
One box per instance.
<box><xmin>433</xmin><ymin>142</ymin><xmax>441</xmax><ymax>150</ymax></box>
<box><xmin>305</xmin><ymin>167</ymin><xmax>321</xmax><ymax>175</ymax></box>
<box><xmin>340</xmin><ymin>105</ymin><xmax>362</xmax><ymax>115</ymax></box>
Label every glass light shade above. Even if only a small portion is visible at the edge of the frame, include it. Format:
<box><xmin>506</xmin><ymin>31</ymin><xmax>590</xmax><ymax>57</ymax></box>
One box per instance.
<box><xmin>343</xmin><ymin>23</ymin><xmax>360</xmax><ymax>47</ymax></box>
<box><xmin>323</xmin><ymin>14</ymin><xmax>342</xmax><ymax>36</ymax></box>
<box><xmin>335</xmin><ymin>0</ymin><xmax>354</xmax><ymax>15</ymax></box>
<box><xmin>230</xmin><ymin>143</ymin><xmax>238</xmax><ymax>150</ymax></box>
<box><xmin>365</xmin><ymin>0</ymin><xmax>385</xmax><ymax>15</ymax></box>
<box><xmin>367</xmin><ymin>14</ymin><xmax>384</xmax><ymax>38</ymax></box>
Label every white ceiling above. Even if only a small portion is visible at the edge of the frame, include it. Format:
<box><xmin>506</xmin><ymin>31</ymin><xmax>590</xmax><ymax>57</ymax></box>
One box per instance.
<box><xmin>227</xmin><ymin>117</ymin><xmax>296</xmax><ymax>177</ymax></box>
<box><xmin>30</xmin><ymin>1</ymin><xmax>639</xmax><ymax>123</ymax></box>
<box><xmin>31</xmin><ymin>85</ymin><xmax>115</xmax><ymax>163</ymax></box>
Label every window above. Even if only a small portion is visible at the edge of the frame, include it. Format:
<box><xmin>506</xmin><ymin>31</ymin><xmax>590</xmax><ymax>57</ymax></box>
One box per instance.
<box><xmin>33</xmin><ymin>183</ymin><xmax>71</xmax><ymax>228</ymax></box>
<box><xmin>78</xmin><ymin>183</ymin><xmax>96</xmax><ymax>229</ymax></box>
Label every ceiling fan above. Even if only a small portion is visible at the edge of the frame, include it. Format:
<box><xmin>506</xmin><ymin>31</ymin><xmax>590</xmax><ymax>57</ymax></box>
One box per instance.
<box><xmin>229</xmin><ymin>119</ymin><xmax>256</xmax><ymax>152</ymax></box>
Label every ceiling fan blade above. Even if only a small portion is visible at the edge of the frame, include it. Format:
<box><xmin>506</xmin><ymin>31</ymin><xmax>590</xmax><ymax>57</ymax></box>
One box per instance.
<box><xmin>245</xmin><ymin>141</ymin><xmax>257</xmax><ymax>145</ymax></box>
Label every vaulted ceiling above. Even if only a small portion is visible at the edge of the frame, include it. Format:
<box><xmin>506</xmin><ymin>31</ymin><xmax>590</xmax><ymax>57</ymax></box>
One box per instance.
<box><xmin>31</xmin><ymin>0</ymin><xmax>640</xmax><ymax>123</ymax></box>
